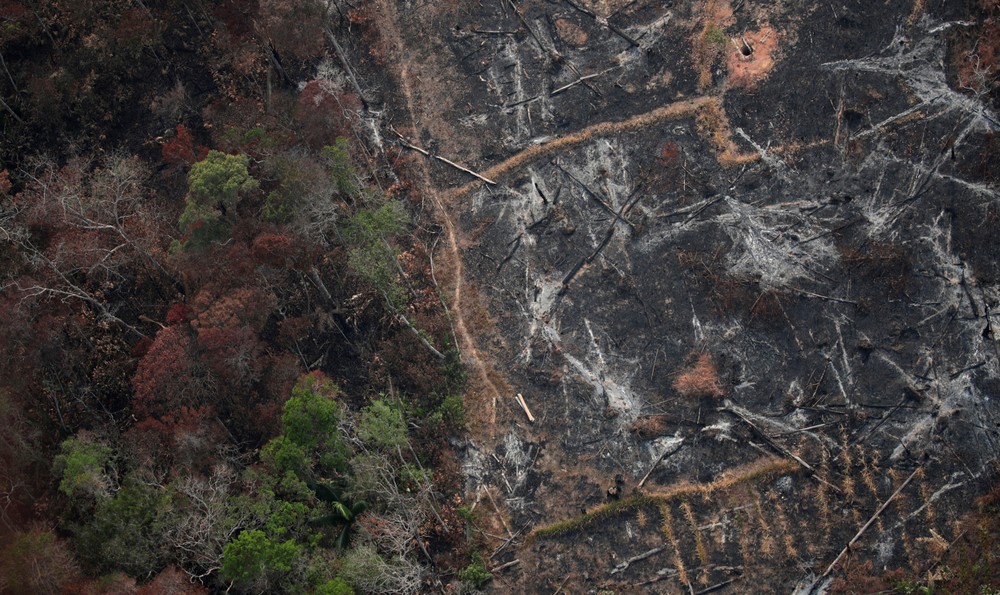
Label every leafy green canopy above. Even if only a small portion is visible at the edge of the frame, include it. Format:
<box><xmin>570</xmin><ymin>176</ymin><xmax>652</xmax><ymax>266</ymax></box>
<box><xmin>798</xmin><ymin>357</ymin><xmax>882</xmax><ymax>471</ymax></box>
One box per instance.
<box><xmin>341</xmin><ymin>201</ymin><xmax>409</xmax><ymax>309</ymax></box>
<box><xmin>262</xmin><ymin>373</ymin><xmax>351</xmax><ymax>477</ymax></box>
<box><xmin>53</xmin><ymin>435</ymin><xmax>112</xmax><ymax>500</ymax></box>
<box><xmin>220</xmin><ymin>529</ymin><xmax>300</xmax><ymax>587</ymax></box>
<box><xmin>358</xmin><ymin>399</ymin><xmax>407</xmax><ymax>451</ymax></box>
<box><xmin>73</xmin><ymin>480</ymin><xmax>173</xmax><ymax>576</ymax></box>
<box><xmin>320</xmin><ymin>137</ymin><xmax>359</xmax><ymax>198</ymax></box>
<box><xmin>283</xmin><ymin>374</ymin><xmax>340</xmax><ymax>450</ymax></box>
<box><xmin>188</xmin><ymin>150</ymin><xmax>258</xmax><ymax>209</ymax></box>
<box><xmin>176</xmin><ymin>150</ymin><xmax>258</xmax><ymax>250</ymax></box>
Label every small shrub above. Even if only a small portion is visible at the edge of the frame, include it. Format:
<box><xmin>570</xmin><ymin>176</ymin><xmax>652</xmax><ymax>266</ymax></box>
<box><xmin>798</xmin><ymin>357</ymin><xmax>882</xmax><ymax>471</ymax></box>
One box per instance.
<box><xmin>706</xmin><ymin>26</ymin><xmax>728</xmax><ymax>47</ymax></box>
<box><xmin>457</xmin><ymin>554</ymin><xmax>492</xmax><ymax>589</ymax></box>
<box><xmin>436</xmin><ymin>394</ymin><xmax>466</xmax><ymax>426</ymax></box>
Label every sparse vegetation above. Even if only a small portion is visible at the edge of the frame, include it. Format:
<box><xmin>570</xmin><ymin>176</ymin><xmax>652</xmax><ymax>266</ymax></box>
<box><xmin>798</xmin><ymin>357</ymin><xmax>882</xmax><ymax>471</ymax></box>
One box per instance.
<box><xmin>706</xmin><ymin>26</ymin><xmax>729</xmax><ymax>47</ymax></box>
<box><xmin>528</xmin><ymin>458</ymin><xmax>800</xmax><ymax>541</ymax></box>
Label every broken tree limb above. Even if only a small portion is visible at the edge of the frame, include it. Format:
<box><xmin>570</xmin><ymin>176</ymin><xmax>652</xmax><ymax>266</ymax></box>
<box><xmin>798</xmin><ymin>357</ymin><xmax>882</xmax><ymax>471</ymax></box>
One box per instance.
<box><xmin>390</xmin><ymin>126</ymin><xmax>430</xmax><ymax>155</ymax></box>
<box><xmin>817</xmin><ymin>467</ymin><xmax>921</xmax><ymax>583</ymax></box>
<box><xmin>558</xmin><ymin>224</ymin><xmax>613</xmax><ymax>294</ymax></box>
<box><xmin>484</xmin><ymin>486</ymin><xmax>514</xmax><ymax>539</ymax></box>
<box><xmin>682</xmin><ymin>194</ymin><xmax>726</xmax><ymax>225</ymax></box>
<box><xmin>551</xmin><ymin>67</ymin><xmax>616</xmax><ymax>97</ymax></box>
<box><xmin>694</xmin><ymin>577</ymin><xmax>739</xmax><ymax>595</ymax></box>
<box><xmin>655</xmin><ymin>196</ymin><xmax>717</xmax><ymax>219</ymax></box>
<box><xmin>505</xmin><ymin>94</ymin><xmax>541</xmax><ymax>109</ymax></box>
<box><xmin>506</xmin><ymin>0</ymin><xmax>549</xmax><ymax>57</ymax></box>
<box><xmin>983</xmin><ymin>299</ymin><xmax>1000</xmax><ymax>363</ymax></box>
<box><xmin>0</xmin><ymin>94</ymin><xmax>24</xmax><ymax>124</ymax></box>
<box><xmin>635</xmin><ymin>567</ymin><xmax>678</xmax><ymax>587</ymax></box>
<box><xmin>432</xmin><ymin>154</ymin><xmax>497</xmax><ymax>185</ymax></box>
<box><xmin>324</xmin><ymin>27</ymin><xmax>369</xmax><ymax>106</ymax></box>
<box><xmin>491</xmin><ymin>559</ymin><xmax>521</xmax><ymax>573</ymax></box>
<box><xmin>263</xmin><ymin>41</ymin><xmax>293</xmax><ymax>86</ymax></box>
<box><xmin>785</xmin><ymin>286</ymin><xmax>858</xmax><ymax>306</ymax></box>
<box><xmin>391</xmin><ymin>127</ymin><xmax>497</xmax><ymax>185</ymax></box>
<box><xmin>557</xmin><ymin>186</ymin><xmax>637</xmax><ymax>295</ymax></box>
<box><xmin>552</xmin><ymin>575</ymin><xmax>571</xmax><ymax>595</ymax></box>
<box><xmin>637</xmin><ymin>439</ymin><xmax>684</xmax><ymax>489</ymax></box>
<box><xmin>558</xmin><ymin>257</ymin><xmax>588</xmax><ymax>292</ymax></box>
<box><xmin>515</xmin><ymin>393</ymin><xmax>535</xmax><ymax>422</ymax></box>
<box><xmin>562</xmin><ymin>0</ymin><xmax>594</xmax><ymax>17</ymax></box>
<box><xmin>397</xmin><ymin>313</ymin><xmax>446</xmax><ymax>360</ymax></box>
<box><xmin>497</xmin><ymin>234</ymin><xmax>522</xmax><ymax>272</ymax></box>
<box><xmin>554</xmin><ymin>161</ymin><xmax>635</xmax><ymax>231</ymax></box>
<box><xmin>603</xmin><ymin>19</ymin><xmax>641</xmax><ymax>47</ymax></box>
<box><xmin>722</xmin><ymin>405</ymin><xmax>841</xmax><ymax>493</ymax></box>
<box><xmin>490</xmin><ymin>524</ymin><xmax>527</xmax><ymax>559</ymax></box>
<box><xmin>850</xmin><ymin>395</ymin><xmax>908</xmax><ymax>447</ymax></box>
<box><xmin>610</xmin><ymin>545</ymin><xmax>667</xmax><ymax>575</ymax></box>
<box><xmin>563</xmin><ymin>0</ymin><xmax>639</xmax><ymax>46</ymax></box>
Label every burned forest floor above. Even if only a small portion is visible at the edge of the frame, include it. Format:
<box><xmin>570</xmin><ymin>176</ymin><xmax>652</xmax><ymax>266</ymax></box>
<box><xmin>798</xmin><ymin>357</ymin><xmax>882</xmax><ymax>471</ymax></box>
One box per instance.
<box><xmin>346</xmin><ymin>0</ymin><xmax>1000</xmax><ymax>592</ymax></box>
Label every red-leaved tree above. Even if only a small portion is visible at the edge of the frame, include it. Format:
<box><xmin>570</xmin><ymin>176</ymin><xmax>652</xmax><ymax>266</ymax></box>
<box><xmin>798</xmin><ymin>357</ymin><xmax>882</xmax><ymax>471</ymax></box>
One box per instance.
<box><xmin>294</xmin><ymin>80</ymin><xmax>360</xmax><ymax>150</ymax></box>
<box><xmin>132</xmin><ymin>326</ymin><xmax>211</xmax><ymax>421</ymax></box>
<box><xmin>161</xmin><ymin>124</ymin><xmax>207</xmax><ymax>173</ymax></box>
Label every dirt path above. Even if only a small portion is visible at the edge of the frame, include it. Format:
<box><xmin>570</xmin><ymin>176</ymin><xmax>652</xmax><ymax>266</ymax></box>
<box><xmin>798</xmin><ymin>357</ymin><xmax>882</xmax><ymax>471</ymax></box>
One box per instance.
<box><xmin>371</xmin><ymin>1</ymin><xmax>760</xmax><ymax>440</ymax></box>
<box><xmin>373</xmin><ymin>0</ymin><xmax>507</xmax><ymax>435</ymax></box>
<box><xmin>444</xmin><ymin>95</ymin><xmax>756</xmax><ymax>201</ymax></box>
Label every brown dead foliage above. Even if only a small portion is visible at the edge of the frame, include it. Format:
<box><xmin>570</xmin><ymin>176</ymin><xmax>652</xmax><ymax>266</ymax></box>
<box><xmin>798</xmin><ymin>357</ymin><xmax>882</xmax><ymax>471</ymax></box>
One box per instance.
<box><xmin>629</xmin><ymin>414</ymin><xmax>671</xmax><ymax>438</ymax></box>
<box><xmin>673</xmin><ymin>353</ymin><xmax>726</xmax><ymax>398</ymax></box>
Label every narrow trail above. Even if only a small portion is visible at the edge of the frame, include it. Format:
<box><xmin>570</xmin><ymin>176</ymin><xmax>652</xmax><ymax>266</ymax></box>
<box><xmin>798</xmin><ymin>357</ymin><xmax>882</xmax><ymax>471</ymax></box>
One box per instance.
<box><xmin>444</xmin><ymin>94</ymin><xmax>757</xmax><ymax>201</ymax></box>
<box><xmin>375</xmin><ymin>1</ymin><xmax>507</xmax><ymax>435</ymax></box>
<box><xmin>372</xmin><ymin>1</ymin><xmax>760</xmax><ymax>439</ymax></box>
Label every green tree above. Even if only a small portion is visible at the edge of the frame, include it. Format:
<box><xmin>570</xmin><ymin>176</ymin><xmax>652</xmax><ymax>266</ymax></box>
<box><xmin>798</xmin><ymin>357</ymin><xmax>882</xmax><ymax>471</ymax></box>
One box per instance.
<box><xmin>53</xmin><ymin>434</ymin><xmax>113</xmax><ymax>501</ymax></box>
<box><xmin>357</xmin><ymin>399</ymin><xmax>407</xmax><ymax>451</ymax></box>
<box><xmin>282</xmin><ymin>375</ymin><xmax>341</xmax><ymax>451</ymax></box>
<box><xmin>340</xmin><ymin>201</ymin><xmax>409</xmax><ymax>310</ymax></box>
<box><xmin>261</xmin><ymin>435</ymin><xmax>308</xmax><ymax>476</ymax></box>
<box><xmin>340</xmin><ymin>200</ymin><xmax>407</xmax><ymax>247</ymax></box>
<box><xmin>187</xmin><ymin>150</ymin><xmax>258</xmax><ymax>209</ymax></box>
<box><xmin>73</xmin><ymin>479</ymin><xmax>174</xmax><ymax>577</ymax></box>
<box><xmin>271</xmin><ymin>373</ymin><xmax>352</xmax><ymax>474</ymax></box>
<box><xmin>265</xmin><ymin>500</ymin><xmax>311</xmax><ymax>538</ymax></box>
<box><xmin>320</xmin><ymin>137</ymin><xmax>359</xmax><ymax>198</ymax></box>
<box><xmin>221</xmin><ymin>529</ymin><xmax>301</xmax><ymax>590</ymax></box>
<box><xmin>316</xmin><ymin>577</ymin><xmax>355</xmax><ymax>595</ymax></box>
<box><xmin>176</xmin><ymin>151</ymin><xmax>258</xmax><ymax>250</ymax></box>
<box><xmin>457</xmin><ymin>554</ymin><xmax>492</xmax><ymax>589</ymax></box>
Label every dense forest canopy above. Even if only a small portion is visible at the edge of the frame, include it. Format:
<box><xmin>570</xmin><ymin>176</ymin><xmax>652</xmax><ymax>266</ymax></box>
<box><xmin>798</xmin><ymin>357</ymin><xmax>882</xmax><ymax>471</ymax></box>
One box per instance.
<box><xmin>0</xmin><ymin>1</ymin><xmax>483</xmax><ymax>592</ymax></box>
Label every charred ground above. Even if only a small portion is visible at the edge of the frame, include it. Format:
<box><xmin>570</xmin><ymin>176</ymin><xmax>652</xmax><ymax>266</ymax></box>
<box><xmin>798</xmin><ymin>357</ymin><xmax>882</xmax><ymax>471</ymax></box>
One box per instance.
<box><xmin>352</xmin><ymin>0</ymin><xmax>1000</xmax><ymax>592</ymax></box>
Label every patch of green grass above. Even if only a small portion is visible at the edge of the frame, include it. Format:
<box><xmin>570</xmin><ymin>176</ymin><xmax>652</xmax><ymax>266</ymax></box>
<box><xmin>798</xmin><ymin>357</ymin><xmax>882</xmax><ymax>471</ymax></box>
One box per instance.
<box><xmin>706</xmin><ymin>26</ymin><xmax>728</xmax><ymax>47</ymax></box>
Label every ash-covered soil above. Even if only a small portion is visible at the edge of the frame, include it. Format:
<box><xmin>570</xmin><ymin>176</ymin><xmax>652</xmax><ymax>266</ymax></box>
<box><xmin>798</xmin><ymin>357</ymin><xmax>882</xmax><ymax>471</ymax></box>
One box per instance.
<box><xmin>346</xmin><ymin>0</ymin><xmax>1000</xmax><ymax>591</ymax></box>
